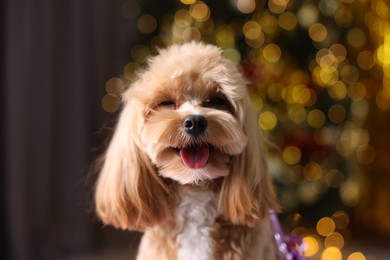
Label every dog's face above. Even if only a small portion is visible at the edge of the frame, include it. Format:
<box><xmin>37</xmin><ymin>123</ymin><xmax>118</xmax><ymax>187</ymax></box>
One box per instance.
<box><xmin>95</xmin><ymin>42</ymin><xmax>277</xmax><ymax>230</ymax></box>
<box><xmin>132</xmin><ymin>49</ymin><xmax>249</xmax><ymax>183</ymax></box>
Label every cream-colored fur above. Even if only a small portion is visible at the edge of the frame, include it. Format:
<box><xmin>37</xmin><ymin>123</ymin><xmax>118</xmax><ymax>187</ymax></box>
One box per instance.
<box><xmin>94</xmin><ymin>42</ymin><xmax>280</xmax><ymax>259</ymax></box>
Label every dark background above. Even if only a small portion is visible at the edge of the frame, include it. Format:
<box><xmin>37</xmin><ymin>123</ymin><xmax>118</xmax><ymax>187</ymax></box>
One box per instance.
<box><xmin>2</xmin><ymin>1</ymin><xmax>149</xmax><ymax>259</ymax></box>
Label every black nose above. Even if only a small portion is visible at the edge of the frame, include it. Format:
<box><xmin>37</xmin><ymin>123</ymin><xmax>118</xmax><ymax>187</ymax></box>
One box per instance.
<box><xmin>183</xmin><ymin>115</ymin><xmax>208</xmax><ymax>137</ymax></box>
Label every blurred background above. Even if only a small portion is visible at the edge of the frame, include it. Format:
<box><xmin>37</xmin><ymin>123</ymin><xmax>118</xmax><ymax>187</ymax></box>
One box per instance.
<box><xmin>3</xmin><ymin>0</ymin><xmax>390</xmax><ymax>259</ymax></box>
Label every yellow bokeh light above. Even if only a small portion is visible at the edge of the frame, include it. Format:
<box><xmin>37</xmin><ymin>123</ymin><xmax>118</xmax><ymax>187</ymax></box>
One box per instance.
<box><xmin>322</xmin><ymin>247</ymin><xmax>342</xmax><ymax>260</ymax></box>
<box><xmin>279</xmin><ymin>11</ymin><xmax>297</xmax><ymax>30</ymax></box>
<box><xmin>303</xmin><ymin>162</ymin><xmax>323</xmax><ymax>181</ymax></box>
<box><xmin>223</xmin><ymin>48</ymin><xmax>241</xmax><ymax>64</ymax></box>
<box><xmin>174</xmin><ymin>9</ymin><xmax>192</xmax><ymax>28</ymax></box>
<box><xmin>332</xmin><ymin>210</ymin><xmax>350</xmax><ymax>229</ymax></box>
<box><xmin>307</xmin><ymin>109</ymin><xmax>326</xmax><ymax>128</ymax></box>
<box><xmin>258</xmin><ymin>13</ymin><xmax>279</xmax><ymax>34</ymax></box>
<box><xmin>138</xmin><ymin>14</ymin><xmax>158</xmax><ymax>34</ymax></box>
<box><xmin>236</xmin><ymin>0</ymin><xmax>256</xmax><ymax>14</ymax></box>
<box><xmin>216</xmin><ymin>25</ymin><xmax>235</xmax><ymax>49</ymax></box>
<box><xmin>298</xmin><ymin>3</ymin><xmax>319</xmax><ymax>27</ymax></box>
<box><xmin>105</xmin><ymin>78</ymin><xmax>125</xmax><ymax>95</ymax></box>
<box><xmin>263</xmin><ymin>43</ymin><xmax>281</xmax><ymax>63</ymax></box>
<box><xmin>329</xmin><ymin>44</ymin><xmax>347</xmax><ymax>63</ymax></box>
<box><xmin>180</xmin><ymin>0</ymin><xmax>196</xmax><ymax>5</ymax></box>
<box><xmin>317</xmin><ymin>217</ymin><xmax>336</xmax><ymax>237</ymax></box>
<box><xmin>131</xmin><ymin>45</ymin><xmax>150</xmax><ymax>63</ymax></box>
<box><xmin>283</xmin><ymin>146</ymin><xmax>302</xmax><ymax>165</ymax></box>
<box><xmin>357</xmin><ymin>50</ymin><xmax>375</xmax><ymax>70</ymax></box>
<box><xmin>288</xmin><ymin>105</ymin><xmax>307</xmax><ymax>124</ymax></box>
<box><xmin>348</xmin><ymin>252</ymin><xmax>366</xmax><ymax>260</ymax></box>
<box><xmin>101</xmin><ymin>94</ymin><xmax>120</xmax><ymax>113</ymax></box>
<box><xmin>190</xmin><ymin>1</ymin><xmax>210</xmax><ymax>22</ymax></box>
<box><xmin>268</xmin><ymin>0</ymin><xmax>288</xmax><ymax>14</ymax></box>
<box><xmin>334</xmin><ymin>5</ymin><xmax>353</xmax><ymax>27</ymax></box>
<box><xmin>309</xmin><ymin>23</ymin><xmax>328</xmax><ymax>42</ymax></box>
<box><xmin>347</xmin><ymin>28</ymin><xmax>366</xmax><ymax>48</ymax></box>
<box><xmin>124</xmin><ymin>62</ymin><xmax>141</xmax><ymax>81</ymax></box>
<box><xmin>328</xmin><ymin>81</ymin><xmax>348</xmax><ymax>100</ymax></box>
<box><xmin>325</xmin><ymin>232</ymin><xmax>344</xmax><ymax>249</ymax></box>
<box><xmin>340</xmin><ymin>181</ymin><xmax>360</xmax><ymax>207</ymax></box>
<box><xmin>258</xmin><ymin>111</ymin><xmax>278</xmax><ymax>130</ymax></box>
<box><xmin>183</xmin><ymin>27</ymin><xmax>202</xmax><ymax>42</ymax></box>
<box><xmin>243</xmin><ymin>20</ymin><xmax>262</xmax><ymax>40</ymax></box>
<box><xmin>303</xmin><ymin>236</ymin><xmax>320</xmax><ymax>257</ymax></box>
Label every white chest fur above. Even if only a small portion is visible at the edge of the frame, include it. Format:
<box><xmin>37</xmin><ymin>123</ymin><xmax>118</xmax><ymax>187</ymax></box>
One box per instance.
<box><xmin>175</xmin><ymin>188</ymin><xmax>218</xmax><ymax>260</ymax></box>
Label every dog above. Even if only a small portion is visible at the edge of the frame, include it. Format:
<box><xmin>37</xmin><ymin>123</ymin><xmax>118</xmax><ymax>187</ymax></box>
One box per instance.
<box><xmin>94</xmin><ymin>42</ymin><xmax>281</xmax><ymax>259</ymax></box>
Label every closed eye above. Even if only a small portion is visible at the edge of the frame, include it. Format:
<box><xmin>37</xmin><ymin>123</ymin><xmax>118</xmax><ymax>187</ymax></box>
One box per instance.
<box><xmin>157</xmin><ymin>100</ymin><xmax>176</xmax><ymax>109</ymax></box>
<box><xmin>204</xmin><ymin>97</ymin><xmax>227</xmax><ymax>107</ymax></box>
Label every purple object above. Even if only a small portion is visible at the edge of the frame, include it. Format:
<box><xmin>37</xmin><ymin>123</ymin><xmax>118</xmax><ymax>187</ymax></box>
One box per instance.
<box><xmin>269</xmin><ymin>210</ymin><xmax>306</xmax><ymax>260</ymax></box>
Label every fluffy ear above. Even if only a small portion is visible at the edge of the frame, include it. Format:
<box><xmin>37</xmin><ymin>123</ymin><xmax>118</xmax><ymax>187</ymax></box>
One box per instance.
<box><xmin>94</xmin><ymin>91</ymin><xmax>172</xmax><ymax>231</ymax></box>
<box><xmin>218</xmin><ymin>95</ymin><xmax>279</xmax><ymax>227</ymax></box>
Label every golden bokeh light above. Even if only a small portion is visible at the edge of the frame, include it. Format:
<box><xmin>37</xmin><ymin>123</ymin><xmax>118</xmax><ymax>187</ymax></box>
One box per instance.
<box><xmin>325</xmin><ymin>232</ymin><xmax>344</xmax><ymax>249</ymax></box>
<box><xmin>317</xmin><ymin>217</ymin><xmax>336</xmax><ymax>237</ymax></box>
<box><xmin>183</xmin><ymin>27</ymin><xmax>202</xmax><ymax>41</ymax></box>
<box><xmin>283</xmin><ymin>146</ymin><xmax>302</xmax><ymax>165</ymax></box>
<box><xmin>174</xmin><ymin>9</ymin><xmax>192</xmax><ymax>28</ymax></box>
<box><xmin>298</xmin><ymin>3</ymin><xmax>319</xmax><ymax>27</ymax></box>
<box><xmin>332</xmin><ymin>210</ymin><xmax>350</xmax><ymax>229</ymax></box>
<box><xmin>242</xmin><ymin>21</ymin><xmax>262</xmax><ymax>40</ymax></box>
<box><xmin>124</xmin><ymin>62</ymin><xmax>141</xmax><ymax>81</ymax></box>
<box><xmin>263</xmin><ymin>43</ymin><xmax>281</xmax><ymax>63</ymax></box>
<box><xmin>279</xmin><ymin>12</ymin><xmax>297</xmax><ymax>30</ymax></box>
<box><xmin>328</xmin><ymin>81</ymin><xmax>348</xmax><ymax>100</ymax></box>
<box><xmin>303</xmin><ymin>162</ymin><xmax>323</xmax><ymax>181</ymax></box>
<box><xmin>307</xmin><ymin>109</ymin><xmax>326</xmax><ymax>128</ymax></box>
<box><xmin>101</xmin><ymin>94</ymin><xmax>120</xmax><ymax>113</ymax></box>
<box><xmin>309</xmin><ymin>23</ymin><xmax>328</xmax><ymax>42</ymax></box>
<box><xmin>303</xmin><ymin>236</ymin><xmax>320</xmax><ymax>257</ymax></box>
<box><xmin>348</xmin><ymin>252</ymin><xmax>366</xmax><ymax>260</ymax></box>
<box><xmin>190</xmin><ymin>1</ymin><xmax>210</xmax><ymax>22</ymax></box>
<box><xmin>357</xmin><ymin>50</ymin><xmax>375</xmax><ymax>70</ymax></box>
<box><xmin>179</xmin><ymin>0</ymin><xmax>196</xmax><ymax>5</ymax></box>
<box><xmin>105</xmin><ymin>77</ymin><xmax>125</xmax><ymax>95</ymax></box>
<box><xmin>340</xmin><ymin>181</ymin><xmax>360</xmax><ymax>207</ymax></box>
<box><xmin>138</xmin><ymin>14</ymin><xmax>158</xmax><ymax>34</ymax></box>
<box><xmin>236</xmin><ymin>0</ymin><xmax>256</xmax><ymax>14</ymax></box>
<box><xmin>347</xmin><ymin>28</ymin><xmax>367</xmax><ymax>48</ymax></box>
<box><xmin>322</xmin><ymin>247</ymin><xmax>342</xmax><ymax>260</ymax></box>
<box><xmin>258</xmin><ymin>111</ymin><xmax>278</xmax><ymax>130</ymax></box>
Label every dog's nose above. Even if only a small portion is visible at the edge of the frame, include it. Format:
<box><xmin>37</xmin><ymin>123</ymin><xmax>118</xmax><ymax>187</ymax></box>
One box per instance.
<box><xmin>183</xmin><ymin>115</ymin><xmax>208</xmax><ymax>137</ymax></box>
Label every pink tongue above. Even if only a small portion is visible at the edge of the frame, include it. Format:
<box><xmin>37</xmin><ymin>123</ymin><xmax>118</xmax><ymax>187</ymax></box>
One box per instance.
<box><xmin>180</xmin><ymin>147</ymin><xmax>210</xmax><ymax>169</ymax></box>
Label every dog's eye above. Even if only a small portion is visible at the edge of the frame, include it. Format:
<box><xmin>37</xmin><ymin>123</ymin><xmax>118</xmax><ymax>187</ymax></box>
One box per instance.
<box><xmin>158</xmin><ymin>100</ymin><xmax>176</xmax><ymax>108</ymax></box>
<box><xmin>204</xmin><ymin>97</ymin><xmax>226</xmax><ymax>107</ymax></box>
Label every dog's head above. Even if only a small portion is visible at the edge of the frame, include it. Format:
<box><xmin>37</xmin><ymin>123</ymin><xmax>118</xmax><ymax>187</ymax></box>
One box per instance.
<box><xmin>95</xmin><ymin>42</ymin><xmax>277</xmax><ymax>230</ymax></box>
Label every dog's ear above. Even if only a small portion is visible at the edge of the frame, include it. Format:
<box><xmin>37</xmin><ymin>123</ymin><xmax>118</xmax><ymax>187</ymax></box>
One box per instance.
<box><xmin>94</xmin><ymin>90</ymin><xmax>172</xmax><ymax>231</ymax></box>
<box><xmin>218</xmin><ymin>95</ymin><xmax>279</xmax><ymax>227</ymax></box>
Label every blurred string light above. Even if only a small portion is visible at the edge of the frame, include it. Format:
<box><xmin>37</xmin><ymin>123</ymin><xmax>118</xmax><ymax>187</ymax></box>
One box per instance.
<box><xmin>101</xmin><ymin>0</ymin><xmax>390</xmax><ymax>257</ymax></box>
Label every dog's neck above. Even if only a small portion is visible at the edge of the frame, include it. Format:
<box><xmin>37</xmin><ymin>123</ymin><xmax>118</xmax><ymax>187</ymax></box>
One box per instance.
<box><xmin>175</xmin><ymin>186</ymin><xmax>218</xmax><ymax>260</ymax></box>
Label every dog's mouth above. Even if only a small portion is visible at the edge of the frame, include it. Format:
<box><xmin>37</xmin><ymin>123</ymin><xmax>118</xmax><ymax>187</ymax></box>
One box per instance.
<box><xmin>173</xmin><ymin>146</ymin><xmax>210</xmax><ymax>169</ymax></box>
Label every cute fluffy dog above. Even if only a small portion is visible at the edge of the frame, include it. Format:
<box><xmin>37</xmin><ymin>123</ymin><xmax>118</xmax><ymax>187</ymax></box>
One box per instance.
<box><xmin>95</xmin><ymin>42</ymin><xmax>280</xmax><ymax>259</ymax></box>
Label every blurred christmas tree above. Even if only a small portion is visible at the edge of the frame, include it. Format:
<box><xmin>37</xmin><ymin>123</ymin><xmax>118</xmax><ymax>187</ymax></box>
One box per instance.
<box><xmin>102</xmin><ymin>0</ymin><xmax>390</xmax><ymax>258</ymax></box>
